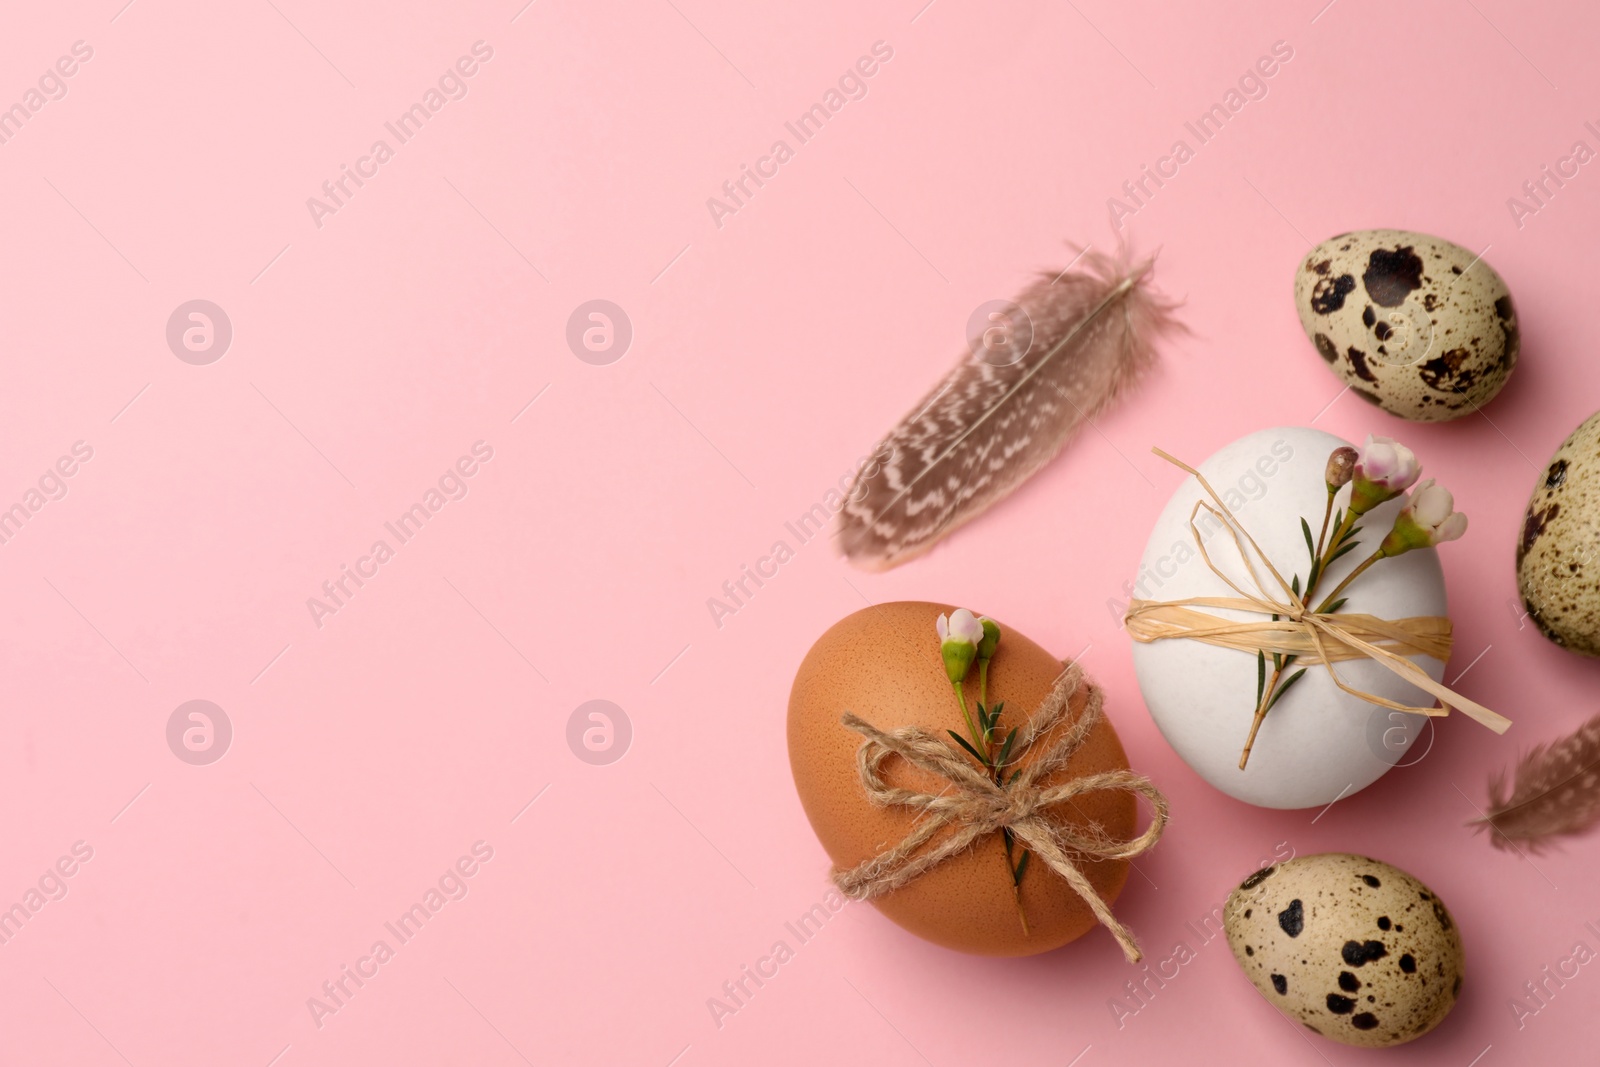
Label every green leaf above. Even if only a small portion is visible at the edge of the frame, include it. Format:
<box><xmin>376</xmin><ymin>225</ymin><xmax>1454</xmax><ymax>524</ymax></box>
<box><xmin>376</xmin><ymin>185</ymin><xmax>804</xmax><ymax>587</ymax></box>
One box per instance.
<box><xmin>1292</xmin><ymin>573</ymin><xmax>1301</xmax><ymax>597</ymax></box>
<box><xmin>1340</xmin><ymin>525</ymin><xmax>1364</xmax><ymax>546</ymax></box>
<box><xmin>1014</xmin><ymin>850</ymin><xmax>1031</xmax><ymax>883</ymax></box>
<box><xmin>1322</xmin><ymin>598</ymin><xmax>1348</xmax><ymax>615</ymax></box>
<box><xmin>1008</xmin><ymin>769</ymin><xmax>1024</xmax><ymax>786</ymax></box>
<box><xmin>1266</xmin><ymin>669</ymin><xmax>1308</xmax><ymax>711</ymax></box>
<box><xmin>1301</xmin><ymin>517</ymin><xmax>1316</xmax><ymax>563</ymax></box>
<box><xmin>947</xmin><ymin>730</ymin><xmax>987</xmax><ymax>765</ymax></box>
<box><xmin>1256</xmin><ymin>650</ymin><xmax>1266</xmax><ymax>706</ymax></box>
<box><xmin>1330</xmin><ymin>540</ymin><xmax>1362</xmax><ymax>564</ymax></box>
<box><xmin>997</xmin><ymin>727</ymin><xmax>1019</xmax><ymax>769</ymax></box>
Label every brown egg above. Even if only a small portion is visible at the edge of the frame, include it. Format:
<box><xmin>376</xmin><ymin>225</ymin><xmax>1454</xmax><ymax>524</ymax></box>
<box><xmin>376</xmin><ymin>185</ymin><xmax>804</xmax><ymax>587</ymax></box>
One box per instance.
<box><xmin>787</xmin><ymin>601</ymin><xmax>1136</xmax><ymax>956</ymax></box>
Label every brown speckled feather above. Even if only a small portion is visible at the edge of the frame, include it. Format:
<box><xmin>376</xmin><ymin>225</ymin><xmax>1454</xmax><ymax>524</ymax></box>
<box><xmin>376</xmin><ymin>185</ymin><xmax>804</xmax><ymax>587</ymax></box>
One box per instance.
<box><xmin>1477</xmin><ymin>712</ymin><xmax>1600</xmax><ymax>852</ymax></box>
<box><xmin>836</xmin><ymin>247</ymin><xmax>1180</xmax><ymax>570</ymax></box>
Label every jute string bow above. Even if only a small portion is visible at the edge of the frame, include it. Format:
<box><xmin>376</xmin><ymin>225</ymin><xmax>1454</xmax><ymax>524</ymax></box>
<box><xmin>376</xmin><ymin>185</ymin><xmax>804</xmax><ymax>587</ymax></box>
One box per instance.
<box><xmin>832</xmin><ymin>663</ymin><xmax>1168</xmax><ymax>962</ymax></box>
<box><xmin>1124</xmin><ymin>449</ymin><xmax>1511</xmax><ymax>733</ymax></box>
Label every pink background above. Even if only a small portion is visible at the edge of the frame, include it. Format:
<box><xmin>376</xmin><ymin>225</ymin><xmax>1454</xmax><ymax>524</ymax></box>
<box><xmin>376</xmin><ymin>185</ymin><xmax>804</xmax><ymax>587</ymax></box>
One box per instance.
<box><xmin>2</xmin><ymin>0</ymin><xmax>1597</xmax><ymax>1063</ymax></box>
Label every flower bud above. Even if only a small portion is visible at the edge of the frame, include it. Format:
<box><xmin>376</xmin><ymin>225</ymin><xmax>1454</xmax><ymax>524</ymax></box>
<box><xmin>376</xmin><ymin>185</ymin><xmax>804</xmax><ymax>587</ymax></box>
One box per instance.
<box><xmin>1325</xmin><ymin>446</ymin><xmax>1359</xmax><ymax>489</ymax></box>
<box><xmin>977</xmin><ymin>616</ymin><xmax>1001</xmax><ymax>661</ymax></box>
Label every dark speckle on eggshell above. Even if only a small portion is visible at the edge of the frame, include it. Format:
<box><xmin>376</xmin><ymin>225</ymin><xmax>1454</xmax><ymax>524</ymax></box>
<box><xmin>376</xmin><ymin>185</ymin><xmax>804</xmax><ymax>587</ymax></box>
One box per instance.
<box><xmin>1362</xmin><ymin>246</ymin><xmax>1423</xmax><ymax>307</ymax></box>
<box><xmin>1342</xmin><ymin>940</ymin><xmax>1388</xmax><ymax>966</ymax></box>
<box><xmin>1518</xmin><ymin>504</ymin><xmax>1559</xmax><ymax>567</ymax></box>
<box><xmin>1418</xmin><ymin>348</ymin><xmax>1479</xmax><ymax>394</ymax></box>
<box><xmin>1279</xmin><ymin>899</ymin><xmax>1305</xmax><ymax>937</ymax></box>
<box><xmin>1346</xmin><ymin>347</ymin><xmax>1378</xmax><ymax>383</ymax></box>
<box><xmin>1272</xmin><ymin>974</ymin><xmax>1288</xmax><ymax>995</ymax></box>
<box><xmin>1241</xmin><ymin>866</ymin><xmax>1275</xmax><ymax>890</ymax></box>
<box><xmin>1311</xmin><ymin>274</ymin><xmax>1358</xmax><ymax>314</ymax></box>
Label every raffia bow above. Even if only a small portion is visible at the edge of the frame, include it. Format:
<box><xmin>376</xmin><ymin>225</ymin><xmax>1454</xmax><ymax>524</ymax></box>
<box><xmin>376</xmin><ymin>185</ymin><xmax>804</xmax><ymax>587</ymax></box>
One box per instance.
<box><xmin>832</xmin><ymin>663</ymin><xmax>1168</xmax><ymax>962</ymax></box>
<box><xmin>1124</xmin><ymin>448</ymin><xmax>1511</xmax><ymax>735</ymax></box>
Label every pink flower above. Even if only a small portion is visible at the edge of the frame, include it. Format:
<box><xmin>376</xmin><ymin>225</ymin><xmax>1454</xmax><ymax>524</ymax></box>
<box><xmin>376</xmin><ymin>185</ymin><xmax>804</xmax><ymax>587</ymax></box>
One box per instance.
<box><xmin>937</xmin><ymin>608</ymin><xmax>984</xmax><ymax>647</ymax></box>
<box><xmin>1380</xmin><ymin>479</ymin><xmax>1468</xmax><ymax>556</ymax></box>
<box><xmin>1349</xmin><ymin>435</ymin><xmax>1422</xmax><ymax>514</ymax></box>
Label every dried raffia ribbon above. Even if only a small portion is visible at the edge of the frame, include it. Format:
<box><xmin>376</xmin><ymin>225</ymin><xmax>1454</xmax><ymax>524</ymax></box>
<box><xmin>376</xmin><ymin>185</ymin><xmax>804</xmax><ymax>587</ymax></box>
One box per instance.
<box><xmin>831</xmin><ymin>663</ymin><xmax>1169</xmax><ymax>962</ymax></box>
<box><xmin>1124</xmin><ymin>448</ymin><xmax>1511</xmax><ymax>735</ymax></box>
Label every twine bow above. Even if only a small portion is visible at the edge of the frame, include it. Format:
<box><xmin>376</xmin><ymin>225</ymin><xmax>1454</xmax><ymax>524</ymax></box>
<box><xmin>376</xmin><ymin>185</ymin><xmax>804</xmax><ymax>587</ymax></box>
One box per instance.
<box><xmin>1124</xmin><ymin>449</ymin><xmax>1510</xmax><ymax>734</ymax></box>
<box><xmin>832</xmin><ymin>663</ymin><xmax>1168</xmax><ymax>962</ymax></box>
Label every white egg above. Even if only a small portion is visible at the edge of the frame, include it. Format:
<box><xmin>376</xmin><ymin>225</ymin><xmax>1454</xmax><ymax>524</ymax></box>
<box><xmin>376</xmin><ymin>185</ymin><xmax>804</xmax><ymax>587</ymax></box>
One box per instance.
<box><xmin>1128</xmin><ymin>427</ymin><xmax>1444</xmax><ymax>808</ymax></box>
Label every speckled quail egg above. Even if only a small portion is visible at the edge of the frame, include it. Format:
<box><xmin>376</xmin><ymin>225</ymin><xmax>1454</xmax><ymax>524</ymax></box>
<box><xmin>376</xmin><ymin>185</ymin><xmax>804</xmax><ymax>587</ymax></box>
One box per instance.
<box><xmin>1223</xmin><ymin>853</ymin><xmax>1464</xmax><ymax>1048</ymax></box>
<box><xmin>1294</xmin><ymin>229</ymin><xmax>1518</xmax><ymax>421</ymax></box>
<box><xmin>1518</xmin><ymin>411</ymin><xmax>1600</xmax><ymax>656</ymax></box>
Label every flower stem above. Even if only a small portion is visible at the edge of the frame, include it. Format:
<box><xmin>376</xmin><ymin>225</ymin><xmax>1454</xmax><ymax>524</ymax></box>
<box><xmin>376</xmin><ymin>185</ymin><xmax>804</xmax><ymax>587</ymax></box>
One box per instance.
<box><xmin>1241</xmin><ymin>547</ymin><xmax>1385</xmax><ymax>769</ymax></box>
<box><xmin>952</xmin><ymin>681</ymin><xmax>979</xmax><ymax>752</ymax></box>
<box><xmin>1314</xmin><ymin>486</ymin><xmax>1337</xmax><ymax>561</ymax></box>
<box><xmin>1002</xmin><ymin>828</ymin><xmax>1030</xmax><ymax>935</ymax></box>
<box><xmin>1239</xmin><ymin>664</ymin><xmax>1281</xmax><ymax>770</ymax></box>
<box><xmin>978</xmin><ymin>660</ymin><xmax>994</xmax><ymax>758</ymax></box>
<box><xmin>1321</xmin><ymin>509</ymin><xmax>1358</xmax><ymax>572</ymax></box>
<box><xmin>1314</xmin><ymin>549</ymin><xmax>1386</xmax><ymax>613</ymax></box>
